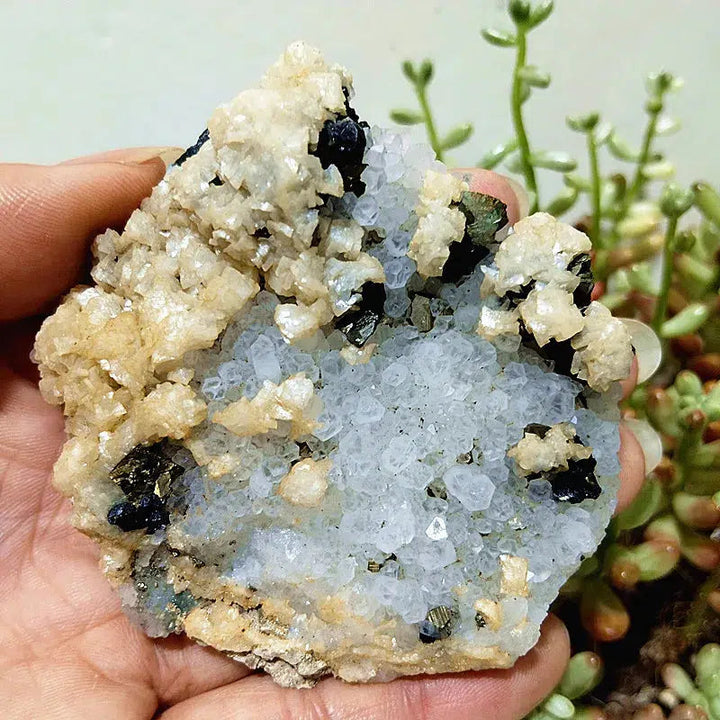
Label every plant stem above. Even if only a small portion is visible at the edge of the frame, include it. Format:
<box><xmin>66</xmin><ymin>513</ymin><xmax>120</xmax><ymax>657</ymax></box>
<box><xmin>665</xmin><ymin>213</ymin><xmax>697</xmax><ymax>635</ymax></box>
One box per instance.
<box><xmin>622</xmin><ymin>106</ymin><xmax>660</xmax><ymax>216</ymax></box>
<box><xmin>651</xmin><ymin>216</ymin><xmax>678</xmax><ymax>333</ymax></box>
<box><xmin>511</xmin><ymin>29</ymin><xmax>539</xmax><ymax>212</ymax></box>
<box><xmin>587</xmin><ymin>129</ymin><xmax>602</xmax><ymax>248</ymax></box>
<box><xmin>414</xmin><ymin>82</ymin><xmax>444</xmax><ymax>163</ymax></box>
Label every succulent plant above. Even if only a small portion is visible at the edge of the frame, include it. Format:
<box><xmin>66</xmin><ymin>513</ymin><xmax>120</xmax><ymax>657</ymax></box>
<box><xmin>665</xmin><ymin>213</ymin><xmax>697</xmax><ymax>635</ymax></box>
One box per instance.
<box><xmin>526</xmin><ymin>651</ymin><xmax>606</xmax><ymax>719</ymax></box>
<box><xmin>652</xmin><ymin>643</ymin><xmax>720</xmax><ymax>719</ymax></box>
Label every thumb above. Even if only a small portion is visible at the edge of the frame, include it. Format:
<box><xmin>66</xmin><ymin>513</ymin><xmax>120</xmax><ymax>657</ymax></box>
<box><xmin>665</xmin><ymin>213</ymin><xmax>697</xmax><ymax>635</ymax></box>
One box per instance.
<box><xmin>0</xmin><ymin>148</ymin><xmax>176</xmax><ymax>321</ymax></box>
<box><xmin>451</xmin><ymin>168</ymin><xmax>530</xmax><ymax>225</ymax></box>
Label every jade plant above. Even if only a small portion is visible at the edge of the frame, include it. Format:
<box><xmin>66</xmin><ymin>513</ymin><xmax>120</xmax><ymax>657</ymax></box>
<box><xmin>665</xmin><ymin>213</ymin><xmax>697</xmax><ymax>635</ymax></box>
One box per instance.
<box><xmin>391</xmin><ymin>0</ymin><xmax>720</xmax><ymax>715</ymax></box>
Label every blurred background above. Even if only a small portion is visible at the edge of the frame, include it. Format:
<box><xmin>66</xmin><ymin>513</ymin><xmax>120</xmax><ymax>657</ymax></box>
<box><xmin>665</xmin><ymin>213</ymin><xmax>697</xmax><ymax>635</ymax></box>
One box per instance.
<box><xmin>2</xmin><ymin>0</ymin><xmax>718</xmax><ymax>193</ymax></box>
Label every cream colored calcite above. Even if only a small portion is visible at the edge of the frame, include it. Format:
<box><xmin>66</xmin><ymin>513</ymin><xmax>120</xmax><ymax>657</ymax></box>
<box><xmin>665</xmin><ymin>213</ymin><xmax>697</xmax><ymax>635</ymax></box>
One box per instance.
<box><xmin>476</xmin><ymin>306</ymin><xmax>520</xmax><ymax>341</ymax></box>
<box><xmin>518</xmin><ymin>285</ymin><xmax>585</xmax><ymax>346</ymax></box>
<box><xmin>499</xmin><ymin>555</ymin><xmax>530</xmax><ymax>598</ymax></box>
<box><xmin>407</xmin><ymin>170</ymin><xmax>468</xmax><ymax>277</ymax></box>
<box><xmin>477</xmin><ymin>212</ymin><xmax>633</xmax><ymax>392</ymax></box>
<box><xmin>509</xmin><ymin>422</ymin><xmax>593</xmax><ymax>477</ymax></box>
<box><xmin>277</xmin><ymin>458</ymin><xmax>332</xmax><ymax>507</ymax></box>
<box><xmin>32</xmin><ymin>42</ymin><xmax>371</xmax><ymax>501</ymax></box>
<box><xmin>213</xmin><ymin>373</ymin><xmax>321</xmax><ymax>439</ymax></box>
<box><xmin>473</xmin><ymin>599</ymin><xmax>503</xmax><ymax>631</ymax></box>
<box><xmin>340</xmin><ymin>342</ymin><xmax>377</xmax><ymax>365</ymax></box>
<box><xmin>571</xmin><ymin>302</ymin><xmax>634</xmax><ymax>392</ymax></box>
<box><xmin>482</xmin><ymin>212</ymin><xmax>591</xmax><ymax>297</ymax></box>
<box><xmin>182</xmin><ymin>598</ymin><xmax>514</xmax><ymax>688</ymax></box>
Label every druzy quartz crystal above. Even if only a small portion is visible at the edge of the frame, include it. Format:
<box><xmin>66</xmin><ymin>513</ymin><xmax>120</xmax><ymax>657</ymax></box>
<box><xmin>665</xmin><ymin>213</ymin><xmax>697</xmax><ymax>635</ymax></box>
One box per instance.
<box><xmin>33</xmin><ymin>43</ymin><xmax>633</xmax><ymax>687</ymax></box>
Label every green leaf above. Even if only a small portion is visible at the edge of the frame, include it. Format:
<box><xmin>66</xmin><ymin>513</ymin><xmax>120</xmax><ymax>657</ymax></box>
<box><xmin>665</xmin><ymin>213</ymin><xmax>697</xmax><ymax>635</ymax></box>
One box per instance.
<box><xmin>518</xmin><ymin>65</ymin><xmax>551</xmax><ymax>88</ymax></box>
<box><xmin>595</xmin><ymin>121</ymin><xmax>614</xmax><ymax>145</ymax></box>
<box><xmin>481</xmin><ymin>27</ymin><xmax>517</xmax><ymax>47</ymax></box>
<box><xmin>401</xmin><ymin>60</ymin><xmax>417</xmax><ymax>82</ymax></box>
<box><xmin>616</xmin><ymin>479</ymin><xmax>664</xmax><ymax>530</ymax></box>
<box><xmin>508</xmin><ymin>0</ymin><xmax>532</xmax><ymax>26</ymax></box>
<box><xmin>545</xmin><ymin>185</ymin><xmax>579</xmax><ymax>216</ymax></box>
<box><xmin>647</xmin><ymin>71</ymin><xmax>683</xmax><ymax>97</ymax></box>
<box><xmin>564</xmin><ymin>173</ymin><xmax>592</xmax><ymax>192</ymax></box>
<box><xmin>530</xmin><ymin>151</ymin><xmax>577</xmax><ymax>172</ymax></box>
<box><xmin>660</xmin><ymin>303</ymin><xmax>711</xmax><ymax>338</ymax></box>
<box><xmin>390</xmin><ymin>109</ymin><xmax>424</xmax><ymax>126</ymax></box>
<box><xmin>642</xmin><ymin>161</ymin><xmax>676</xmax><ymax>180</ymax></box>
<box><xmin>656</xmin><ymin>115</ymin><xmax>681</xmax><ymax>136</ymax></box>
<box><xmin>566</xmin><ymin>112</ymin><xmax>600</xmax><ymax>133</ymax></box>
<box><xmin>519</xmin><ymin>80</ymin><xmax>532</xmax><ymax>104</ymax></box>
<box><xmin>478</xmin><ymin>139</ymin><xmax>518</xmax><ymax>169</ymax></box>
<box><xmin>528</xmin><ymin>0</ymin><xmax>555</xmax><ymax>28</ymax></box>
<box><xmin>418</xmin><ymin>59</ymin><xmax>434</xmax><ymax>86</ymax></box>
<box><xmin>558</xmin><ymin>652</ymin><xmax>604</xmax><ymax>700</ymax></box>
<box><xmin>541</xmin><ymin>694</ymin><xmax>574</xmax><ymax>719</ymax></box>
<box><xmin>600</xmin><ymin>178</ymin><xmax>620</xmax><ymax>207</ymax></box>
<box><xmin>440</xmin><ymin>123</ymin><xmax>473</xmax><ymax>150</ymax></box>
<box><xmin>627</xmin><ymin>263</ymin><xmax>656</xmax><ymax>294</ymax></box>
<box><xmin>659</xmin><ymin>182</ymin><xmax>694</xmax><ymax>217</ymax></box>
<box><xmin>694</xmin><ymin>181</ymin><xmax>720</xmax><ymax>227</ymax></box>
<box><xmin>457</xmin><ymin>191</ymin><xmax>508</xmax><ymax>246</ymax></box>
<box><xmin>607</xmin><ymin>132</ymin><xmax>641</xmax><ymax>162</ymax></box>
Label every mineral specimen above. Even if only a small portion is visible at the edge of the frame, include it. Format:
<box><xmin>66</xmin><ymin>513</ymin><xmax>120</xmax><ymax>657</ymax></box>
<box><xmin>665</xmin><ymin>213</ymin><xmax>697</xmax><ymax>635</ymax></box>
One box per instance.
<box><xmin>33</xmin><ymin>42</ymin><xmax>633</xmax><ymax>687</ymax></box>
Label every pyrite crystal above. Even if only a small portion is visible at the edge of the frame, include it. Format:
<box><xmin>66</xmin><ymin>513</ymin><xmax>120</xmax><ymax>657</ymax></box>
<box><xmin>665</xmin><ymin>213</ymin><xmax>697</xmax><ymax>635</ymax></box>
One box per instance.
<box><xmin>34</xmin><ymin>43</ymin><xmax>632</xmax><ymax>687</ymax></box>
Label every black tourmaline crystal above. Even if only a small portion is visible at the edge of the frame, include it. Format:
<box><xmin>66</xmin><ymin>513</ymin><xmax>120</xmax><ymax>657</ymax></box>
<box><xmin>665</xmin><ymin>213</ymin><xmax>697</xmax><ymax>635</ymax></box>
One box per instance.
<box><xmin>567</xmin><ymin>253</ymin><xmax>594</xmax><ymax>309</ymax></box>
<box><xmin>524</xmin><ymin>423</ymin><xmax>551</xmax><ymax>439</ymax></box>
<box><xmin>173</xmin><ymin>128</ymin><xmax>210</xmax><ymax>167</ymax></box>
<box><xmin>315</xmin><ymin>116</ymin><xmax>367</xmax><ymax>194</ymax></box>
<box><xmin>335</xmin><ymin>282</ymin><xmax>386</xmax><ymax>347</ymax></box>
<box><xmin>548</xmin><ymin>456</ymin><xmax>601</xmax><ymax>504</ymax></box>
<box><xmin>107</xmin><ymin>443</ymin><xmax>183</xmax><ymax>533</ymax></box>
<box><xmin>107</xmin><ymin>495</ymin><xmax>170</xmax><ymax>533</ymax></box>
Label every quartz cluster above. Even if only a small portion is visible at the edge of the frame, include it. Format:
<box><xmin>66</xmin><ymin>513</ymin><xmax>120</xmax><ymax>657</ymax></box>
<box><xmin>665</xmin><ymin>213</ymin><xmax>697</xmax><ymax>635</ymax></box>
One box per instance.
<box><xmin>33</xmin><ymin>42</ymin><xmax>633</xmax><ymax>687</ymax></box>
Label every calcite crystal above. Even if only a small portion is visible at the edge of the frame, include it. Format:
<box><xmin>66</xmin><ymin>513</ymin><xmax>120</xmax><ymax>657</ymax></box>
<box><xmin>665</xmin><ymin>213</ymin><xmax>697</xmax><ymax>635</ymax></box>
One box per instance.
<box><xmin>34</xmin><ymin>43</ymin><xmax>633</xmax><ymax>687</ymax></box>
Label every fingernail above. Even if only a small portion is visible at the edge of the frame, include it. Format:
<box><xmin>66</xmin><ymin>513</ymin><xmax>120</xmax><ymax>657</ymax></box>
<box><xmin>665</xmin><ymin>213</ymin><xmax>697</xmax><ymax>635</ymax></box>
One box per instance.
<box><xmin>503</xmin><ymin>174</ymin><xmax>531</xmax><ymax>218</ymax></box>
<box><xmin>621</xmin><ymin>318</ymin><xmax>662</xmax><ymax>383</ymax></box>
<box><xmin>623</xmin><ymin>417</ymin><xmax>664</xmax><ymax>474</ymax></box>
<box><xmin>61</xmin><ymin>146</ymin><xmax>185</xmax><ymax>168</ymax></box>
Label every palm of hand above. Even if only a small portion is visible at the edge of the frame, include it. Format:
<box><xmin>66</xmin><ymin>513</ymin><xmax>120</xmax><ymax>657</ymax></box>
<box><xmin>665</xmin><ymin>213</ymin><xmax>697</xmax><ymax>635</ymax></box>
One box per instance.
<box><xmin>0</xmin><ymin>156</ymin><xmax>640</xmax><ymax>720</ymax></box>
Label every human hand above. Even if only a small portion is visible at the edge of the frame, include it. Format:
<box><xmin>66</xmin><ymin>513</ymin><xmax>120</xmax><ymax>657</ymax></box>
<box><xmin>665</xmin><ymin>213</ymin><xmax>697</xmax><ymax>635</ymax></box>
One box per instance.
<box><xmin>0</xmin><ymin>152</ymin><xmax>647</xmax><ymax>719</ymax></box>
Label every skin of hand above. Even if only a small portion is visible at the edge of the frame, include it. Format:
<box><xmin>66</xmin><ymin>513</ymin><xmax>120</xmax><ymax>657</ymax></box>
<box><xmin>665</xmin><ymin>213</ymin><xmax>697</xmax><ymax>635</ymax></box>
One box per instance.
<box><xmin>0</xmin><ymin>150</ymin><xmax>646</xmax><ymax>720</ymax></box>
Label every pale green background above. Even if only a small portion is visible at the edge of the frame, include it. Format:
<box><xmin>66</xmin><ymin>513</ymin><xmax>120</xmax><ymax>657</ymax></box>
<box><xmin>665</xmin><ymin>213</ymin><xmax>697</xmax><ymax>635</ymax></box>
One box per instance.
<box><xmin>2</xmin><ymin>0</ymin><xmax>718</xmax><ymax>195</ymax></box>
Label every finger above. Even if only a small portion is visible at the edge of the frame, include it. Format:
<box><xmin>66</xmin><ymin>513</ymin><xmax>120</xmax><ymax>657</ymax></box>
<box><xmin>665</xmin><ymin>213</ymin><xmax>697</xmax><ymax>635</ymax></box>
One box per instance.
<box><xmin>451</xmin><ymin>168</ymin><xmax>528</xmax><ymax>225</ymax></box>
<box><xmin>615</xmin><ymin>421</ymin><xmax>647</xmax><ymax>514</ymax></box>
<box><xmin>0</xmin><ymin>154</ymin><xmax>168</xmax><ymax>321</ymax></box>
<box><xmin>621</xmin><ymin>356</ymin><xmax>639</xmax><ymax>401</ymax></box>
<box><xmin>159</xmin><ymin>615</ymin><xmax>569</xmax><ymax>720</ymax></box>
<box><xmin>152</xmin><ymin>638</ymin><xmax>252</xmax><ymax>708</ymax></box>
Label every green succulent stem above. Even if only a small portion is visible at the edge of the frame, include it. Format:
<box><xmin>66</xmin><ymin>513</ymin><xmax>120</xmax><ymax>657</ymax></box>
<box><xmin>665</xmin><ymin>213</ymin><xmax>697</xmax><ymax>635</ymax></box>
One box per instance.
<box><xmin>651</xmin><ymin>215</ymin><xmax>679</xmax><ymax>333</ymax></box>
<box><xmin>414</xmin><ymin>80</ymin><xmax>444</xmax><ymax>163</ymax></box>
<box><xmin>587</xmin><ymin>129</ymin><xmax>603</xmax><ymax>248</ymax></box>
<box><xmin>621</xmin><ymin>86</ymin><xmax>670</xmax><ymax>218</ymax></box>
<box><xmin>511</xmin><ymin>28</ymin><xmax>539</xmax><ymax>212</ymax></box>
<box><xmin>628</xmin><ymin>110</ymin><xmax>659</xmax><ymax>206</ymax></box>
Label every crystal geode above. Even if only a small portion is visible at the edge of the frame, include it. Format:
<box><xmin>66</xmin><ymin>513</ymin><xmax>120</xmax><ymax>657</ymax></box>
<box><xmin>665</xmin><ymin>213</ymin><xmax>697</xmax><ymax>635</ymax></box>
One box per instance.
<box><xmin>34</xmin><ymin>43</ymin><xmax>633</xmax><ymax>687</ymax></box>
